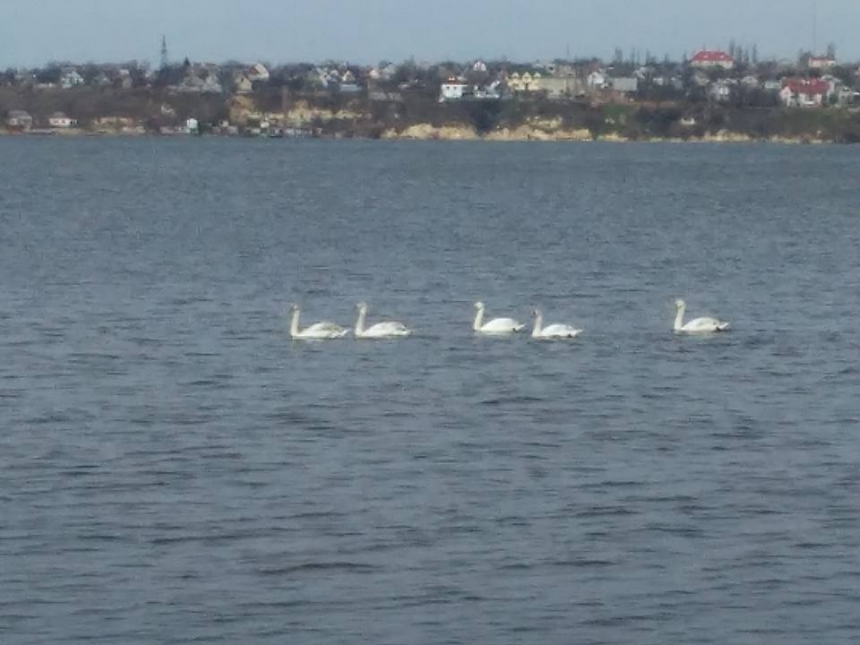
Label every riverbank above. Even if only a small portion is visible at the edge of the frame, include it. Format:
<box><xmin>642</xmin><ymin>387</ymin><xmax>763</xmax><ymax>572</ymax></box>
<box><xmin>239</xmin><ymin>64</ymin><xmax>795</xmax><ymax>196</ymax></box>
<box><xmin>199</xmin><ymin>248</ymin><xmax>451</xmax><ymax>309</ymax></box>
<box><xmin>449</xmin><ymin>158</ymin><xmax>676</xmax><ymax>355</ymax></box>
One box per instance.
<box><xmin>0</xmin><ymin>125</ymin><xmax>830</xmax><ymax>144</ymax></box>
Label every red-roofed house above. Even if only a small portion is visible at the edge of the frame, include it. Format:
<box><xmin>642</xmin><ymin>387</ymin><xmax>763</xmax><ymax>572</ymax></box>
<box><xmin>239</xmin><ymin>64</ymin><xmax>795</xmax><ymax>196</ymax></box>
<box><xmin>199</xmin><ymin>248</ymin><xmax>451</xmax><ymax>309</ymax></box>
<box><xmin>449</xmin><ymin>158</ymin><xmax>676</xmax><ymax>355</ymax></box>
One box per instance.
<box><xmin>690</xmin><ymin>50</ymin><xmax>735</xmax><ymax>70</ymax></box>
<box><xmin>780</xmin><ymin>79</ymin><xmax>829</xmax><ymax>107</ymax></box>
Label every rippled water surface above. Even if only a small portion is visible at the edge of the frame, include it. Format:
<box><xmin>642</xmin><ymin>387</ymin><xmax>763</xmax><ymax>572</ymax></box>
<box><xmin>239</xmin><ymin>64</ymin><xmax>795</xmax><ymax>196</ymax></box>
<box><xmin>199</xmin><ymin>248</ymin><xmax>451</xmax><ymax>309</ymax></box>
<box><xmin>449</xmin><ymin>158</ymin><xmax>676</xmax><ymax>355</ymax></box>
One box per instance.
<box><xmin>2</xmin><ymin>139</ymin><xmax>860</xmax><ymax>644</ymax></box>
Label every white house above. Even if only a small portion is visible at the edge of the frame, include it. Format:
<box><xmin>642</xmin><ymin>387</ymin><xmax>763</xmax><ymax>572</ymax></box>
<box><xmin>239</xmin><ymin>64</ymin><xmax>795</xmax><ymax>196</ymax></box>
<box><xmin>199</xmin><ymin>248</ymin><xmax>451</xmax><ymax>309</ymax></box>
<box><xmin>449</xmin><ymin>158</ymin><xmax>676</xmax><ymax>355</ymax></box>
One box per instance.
<box><xmin>708</xmin><ymin>81</ymin><xmax>732</xmax><ymax>102</ymax></box>
<box><xmin>369</xmin><ymin>62</ymin><xmax>398</xmax><ymax>81</ymax></box>
<box><xmin>808</xmin><ymin>56</ymin><xmax>836</xmax><ymax>70</ymax></box>
<box><xmin>763</xmin><ymin>79</ymin><xmax>782</xmax><ymax>92</ymax></box>
<box><xmin>472</xmin><ymin>60</ymin><xmax>488</xmax><ymax>73</ymax></box>
<box><xmin>610</xmin><ymin>77</ymin><xmax>638</xmax><ymax>94</ymax></box>
<box><xmin>440</xmin><ymin>78</ymin><xmax>469</xmax><ymax>101</ymax></box>
<box><xmin>60</xmin><ymin>69</ymin><xmax>85</xmax><ymax>89</ymax></box>
<box><xmin>6</xmin><ymin>110</ymin><xmax>33</xmax><ymax>130</ymax></box>
<box><xmin>202</xmin><ymin>74</ymin><xmax>222</xmax><ymax>93</ymax></box>
<box><xmin>247</xmin><ymin>63</ymin><xmax>270</xmax><ymax>83</ymax></box>
<box><xmin>49</xmin><ymin>112</ymin><xmax>77</xmax><ymax>128</ymax></box>
<box><xmin>587</xmin><ymin>70</ymin><xmax>607</xmax><ymax>89</ymax></box>
<box><xmin>94</xmin><ymin>72</ymin><xmax>112</xmax><ymax>87</ymax></box>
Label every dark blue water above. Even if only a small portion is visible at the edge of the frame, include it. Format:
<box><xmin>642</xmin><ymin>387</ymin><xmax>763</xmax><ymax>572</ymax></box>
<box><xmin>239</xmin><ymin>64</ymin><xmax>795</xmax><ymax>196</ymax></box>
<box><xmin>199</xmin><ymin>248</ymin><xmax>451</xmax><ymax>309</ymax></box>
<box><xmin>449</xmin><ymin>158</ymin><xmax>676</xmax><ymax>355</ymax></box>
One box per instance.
<box><xmin>1</xmin><ymin>138</ymin><xmax>859</xmax><ymax>644</ymax></box>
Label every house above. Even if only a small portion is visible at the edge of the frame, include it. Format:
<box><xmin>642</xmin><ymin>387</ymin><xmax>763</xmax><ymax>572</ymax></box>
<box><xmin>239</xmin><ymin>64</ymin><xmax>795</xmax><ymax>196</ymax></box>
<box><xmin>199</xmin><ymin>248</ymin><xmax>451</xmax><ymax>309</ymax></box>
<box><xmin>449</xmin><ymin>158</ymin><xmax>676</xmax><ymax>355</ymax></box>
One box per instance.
<box><xmin>741</xmin><ymin>75</ymin><xmax>760</xmax><ymax>88</ymax></box>
<box><xmin>117</xmin><ymin>69</ymin><xmax>133</xmax><ymax>89</ymax></box>
<box><xmin>533</xmin><ymin>76</ymin><xmax>582</xmax><ymax>99</ymax></box>
<box><xmin>507</xmin><ymin>71</ymin><xmax>542</xmax><ymax>93</ymax></box>
<box><xmin>338</xmin><ymin>83</ymin><xmax>362</xmax><ymax>94</ymax></box>
<box><xmin>200</xmin><ymin>74</ymin><xmax>223</xmax><ymax>94</ymax></box>
<box><xmin>247</xmin><ymin>63</ymin><xmax>270</xmax><ymax>83</ymax></box>
<box><xmin>60</xmin><ymin>69</ymin><xmax>85</xmax><ymax>89</ymax></box>
<box><xmin>587</xmin><ymin>70</ymin><xmax>607</xmax><ymax>89</ymax></box>
<box><xmin>690</xmin><ymin>50</ymin><xmax>735</xmax><ymax>70</ymax></box>
<box><xmin>369</xmin><ymin>62</ymin><xmax>398</xmax><ymax>81</ymax></box>
<box><xmin>14</xmin><ymin>69</ymin><xmax>35</xmax><ymax>86</ymax></box>
<box><xmin>780</xmin><ymin>78</ymin><xmax>829</xmax><ymax>107</ymax></box>
<box><xmin>763</xmin><ymin>79</ymin><xmax>782</xmax><ymax>92</ymax></box>
<box><xmin>6</xmin><ymin>110</ymin><xmax>33</xmax><ymax>130</ymax></box>
<box><xmin>234</xmin><ymin>73</ymin><xmax>253</xmax><ymax>94</ymax></box>
<box><xmin>473</xmin><ymin>81</ymin><xmax>502</xmax><ymax>99</ymax></box>
<box><xmin>472</xmin><ymin>60</ymin><xmax>488</xmax><ymax>73</ymax></box>
<box><xmin>440</xmin><ymin>78</ymin><xmax>470</xmax><ymax>101</ymax></box>
<box><xmin>708</xmin><ymin>80</ymin><xmax>732</xmax><ymax>102</ymax></box>
<box><xmin>610</xmin><ymin>77</ymin><xmax>639</xmax><ymax>94</ymax></box>
<box><xmin>48</xmin><ymin>112</ymin><xmax>77</xmax><ymax>128</ymax></box>
<box><xmin>94</xmin><ymin>72</ymin><xmax>112</xmax><ymax>87</ymax></box>
<box><xmin>693</xmin><ymin>70</ymin><xmax>710</xmax><ymax>87</ymax></box>
<box><xmin>808</xmin><ymin>56</ymin><xmax>836</xmax><ymax>70</ymax></box>
<box><xmin>175</xmin><ymin>73</ymin><xmax>222</xmax><ymax>94</ymax></box>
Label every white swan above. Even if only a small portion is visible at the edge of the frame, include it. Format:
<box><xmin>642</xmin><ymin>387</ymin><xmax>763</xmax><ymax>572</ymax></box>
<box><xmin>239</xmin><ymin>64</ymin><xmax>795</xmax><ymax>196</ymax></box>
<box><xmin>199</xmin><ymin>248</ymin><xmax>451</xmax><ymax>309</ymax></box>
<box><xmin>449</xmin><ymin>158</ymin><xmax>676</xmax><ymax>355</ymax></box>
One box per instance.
<box><xmin>674</xmin><ymin>299</ymin><xmax>730</xmax><ymax>334</ymax></box>
<box><xmin>354</xmin><ymin>302</ymin><xmax>411</xmax><ymax>338</ymax></box>
<box><xmin>288</xmin><ymin>304</ymin><xmax>349</xmax><ymax>339</ymax></box>
<box><xmin>473</xmin><ymin>302</ymin><xmax>525</xmax><ymax>335</ymax></box>
<box><xmin>532</xmin><ymin>309</ymin><xmax>583</xmax><ymax>339</ymax></box>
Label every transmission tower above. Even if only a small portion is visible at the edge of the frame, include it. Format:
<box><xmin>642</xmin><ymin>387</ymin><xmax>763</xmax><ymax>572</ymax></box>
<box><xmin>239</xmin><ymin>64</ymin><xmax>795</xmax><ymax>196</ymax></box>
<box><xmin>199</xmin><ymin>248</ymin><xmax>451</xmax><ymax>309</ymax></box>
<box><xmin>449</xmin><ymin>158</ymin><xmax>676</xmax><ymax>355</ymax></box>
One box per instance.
<box><xmin>160</xmin><ymin>36</ymin><xmax>169</xmax><ymax>69</ymax></box>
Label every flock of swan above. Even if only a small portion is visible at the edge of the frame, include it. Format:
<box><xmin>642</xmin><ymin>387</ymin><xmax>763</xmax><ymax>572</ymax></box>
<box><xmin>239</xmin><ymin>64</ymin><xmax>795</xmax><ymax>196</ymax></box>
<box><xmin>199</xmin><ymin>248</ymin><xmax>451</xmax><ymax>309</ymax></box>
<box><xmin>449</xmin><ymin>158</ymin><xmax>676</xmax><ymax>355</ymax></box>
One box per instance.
<box><xmin>287</xmin><ymin>299</ymin><xmax>730</xmax><ymax>339</ymax></box>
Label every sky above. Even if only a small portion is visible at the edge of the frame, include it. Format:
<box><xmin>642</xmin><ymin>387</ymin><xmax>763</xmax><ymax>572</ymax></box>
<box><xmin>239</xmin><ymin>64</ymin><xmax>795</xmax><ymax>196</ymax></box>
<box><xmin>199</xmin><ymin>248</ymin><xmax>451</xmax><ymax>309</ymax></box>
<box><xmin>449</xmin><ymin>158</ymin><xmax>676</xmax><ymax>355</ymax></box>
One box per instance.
<box><xmin>1</xmin><ymin>0</ymin><xmax>859</xmax><ymax>67</ymax></box>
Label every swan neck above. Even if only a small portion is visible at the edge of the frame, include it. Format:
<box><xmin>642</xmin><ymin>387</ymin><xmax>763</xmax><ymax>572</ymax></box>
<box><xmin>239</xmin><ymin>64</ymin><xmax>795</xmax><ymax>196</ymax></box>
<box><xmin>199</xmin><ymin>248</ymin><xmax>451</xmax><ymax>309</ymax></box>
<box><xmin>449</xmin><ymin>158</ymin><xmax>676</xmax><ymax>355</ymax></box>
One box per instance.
<box><xmin>355</xmin><ymin>308</ymin><xmax>366</xmax><ymax>335</ymax></box>
<box><xmin>674</xmin><ymin>304</ymin><xmax>685</xmax><ymax>330</ymax></box>
<box><xmin>290</xmin><ymin>309</ymin><xmax>300</xmax><ymax>336</ymax></box>
<box><xmin>533</xmin><ymin>313</ymin><xmax>542</xmax><ymax>336</ymax></box>
<box><xmin>473</xmin><ymin>307</ymin><xmax>483</xmax><ymax>331</ymax></box>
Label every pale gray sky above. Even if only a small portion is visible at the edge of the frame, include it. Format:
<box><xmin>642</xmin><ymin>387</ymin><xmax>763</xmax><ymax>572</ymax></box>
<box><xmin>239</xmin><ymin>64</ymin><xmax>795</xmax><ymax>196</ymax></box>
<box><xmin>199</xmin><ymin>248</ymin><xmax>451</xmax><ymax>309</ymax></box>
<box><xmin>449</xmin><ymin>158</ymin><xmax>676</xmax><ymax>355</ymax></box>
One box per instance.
<box><xmin>0</xmin><ymin>0</ymin><xmax>857</xmax><ymax>67</ymax></box>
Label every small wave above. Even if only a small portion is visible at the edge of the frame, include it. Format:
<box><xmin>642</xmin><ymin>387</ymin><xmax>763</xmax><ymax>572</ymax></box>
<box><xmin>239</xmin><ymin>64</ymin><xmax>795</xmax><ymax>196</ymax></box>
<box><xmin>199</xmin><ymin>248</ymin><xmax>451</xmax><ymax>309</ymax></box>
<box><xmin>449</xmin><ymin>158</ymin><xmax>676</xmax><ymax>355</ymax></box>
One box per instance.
<box><xmin>550</xmin><ymin>557</ymin><xmax>616</xmax><ymax>568</ymax></box>
<box><xmin>575</xmin><ymin>506</ymin><xmax>638</xmax><ymax>518</ymax></box>
<box><xmin>256</xmin><ymin>562</ymin><xmax>376</xmax><ymax>576</ymax></box>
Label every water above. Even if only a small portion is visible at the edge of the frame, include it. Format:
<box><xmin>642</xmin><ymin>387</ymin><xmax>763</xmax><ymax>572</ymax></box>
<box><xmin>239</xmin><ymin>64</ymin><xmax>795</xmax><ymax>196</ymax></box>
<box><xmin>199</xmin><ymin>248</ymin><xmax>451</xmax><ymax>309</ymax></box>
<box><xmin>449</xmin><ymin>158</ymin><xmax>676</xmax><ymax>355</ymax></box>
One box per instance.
<box><xmin>1</xmin><ymin>138</ymin><xmax>859</xmax><ymax>644</ymax></box>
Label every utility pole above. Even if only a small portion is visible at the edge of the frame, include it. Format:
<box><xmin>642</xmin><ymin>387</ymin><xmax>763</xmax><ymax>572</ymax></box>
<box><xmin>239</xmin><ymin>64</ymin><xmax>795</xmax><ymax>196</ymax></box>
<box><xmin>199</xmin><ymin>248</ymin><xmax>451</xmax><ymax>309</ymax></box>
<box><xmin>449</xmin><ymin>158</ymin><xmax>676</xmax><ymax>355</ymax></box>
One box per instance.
<box><xmin>160</xmin><ymin>35</ymin><xmax>169</xmax><ymax>70</ymax></box>
<box><xmin>812</xmin><ymin>0</ymin><xmax>818</xmax><ymax>55</ymax></box>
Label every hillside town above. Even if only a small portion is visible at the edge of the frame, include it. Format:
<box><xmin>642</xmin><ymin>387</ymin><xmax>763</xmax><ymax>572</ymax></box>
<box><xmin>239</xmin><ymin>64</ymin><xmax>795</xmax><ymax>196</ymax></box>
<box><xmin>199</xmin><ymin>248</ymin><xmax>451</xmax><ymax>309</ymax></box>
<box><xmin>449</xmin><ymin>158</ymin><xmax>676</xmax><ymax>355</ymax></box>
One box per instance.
<box><xmin>3</xmin><ymin>43</ymin><xmax>860</xmax><ymax>142</ymax></box>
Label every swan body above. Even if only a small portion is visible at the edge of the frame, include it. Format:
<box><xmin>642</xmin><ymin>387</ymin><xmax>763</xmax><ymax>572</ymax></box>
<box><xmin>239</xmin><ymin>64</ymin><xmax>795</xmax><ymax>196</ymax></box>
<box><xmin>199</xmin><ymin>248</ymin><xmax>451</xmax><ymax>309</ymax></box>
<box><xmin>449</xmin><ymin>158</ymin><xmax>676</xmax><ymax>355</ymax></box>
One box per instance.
<box><xmin>674</xmin><ymin>299</ymin><xmax>730</xmax><ymax>334</ymax></box>
<box><xmin>354</xmin><ymin>302</ymin><xmax>411</xmax><ymax>338</ymax></box>
<box><xmin>288</xmin><ymin>305</ymin><xmax>349</xmax><ymax>339</ymax></box>
<box><xmin>473</xmin><ymin>302</ymin><xmax>525</xmax><ymax>335</ymax></box>
<box><xmin>532</xmin><ymin>309</ymin><xmax>582</xmax><ymax>339</ymax></box>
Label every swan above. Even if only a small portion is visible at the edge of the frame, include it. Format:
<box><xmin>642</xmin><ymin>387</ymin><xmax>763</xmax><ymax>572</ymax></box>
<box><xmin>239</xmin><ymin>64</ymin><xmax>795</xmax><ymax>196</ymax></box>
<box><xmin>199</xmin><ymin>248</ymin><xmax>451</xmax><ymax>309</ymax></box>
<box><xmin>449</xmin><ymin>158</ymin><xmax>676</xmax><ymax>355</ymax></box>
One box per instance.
<box><xmin>473</xmin><ymin>302</ymin><xmax>525</xmax><ymax>335</ymax></box>
<box><xmin>532</xmin><ymin>309</ymin><xmax>583</xmax><ymax>339</ymax></box>
<box><xmin>674</xmin><ymin>299</ymin><xmax>730</xmax><ymax>334</ymax></box>
<box><xmin>354</xmin><ymin>302</ymin><xmax>411</xmax><ymax>338</ymax></box>
<box><xmin>288</xmin><ymin>304</ymin><xmax>349</xmax><ymax>339</ymax></box>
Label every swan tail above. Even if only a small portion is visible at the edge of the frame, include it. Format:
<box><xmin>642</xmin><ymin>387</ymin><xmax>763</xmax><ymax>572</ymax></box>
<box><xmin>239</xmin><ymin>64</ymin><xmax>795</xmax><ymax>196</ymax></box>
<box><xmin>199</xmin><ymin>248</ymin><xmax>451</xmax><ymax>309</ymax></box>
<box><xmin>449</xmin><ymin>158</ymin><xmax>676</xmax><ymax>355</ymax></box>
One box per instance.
<box><xmin>717</xmin><ymin>322</ymin><xmax>730</xmax><ymax>331</ymax></box>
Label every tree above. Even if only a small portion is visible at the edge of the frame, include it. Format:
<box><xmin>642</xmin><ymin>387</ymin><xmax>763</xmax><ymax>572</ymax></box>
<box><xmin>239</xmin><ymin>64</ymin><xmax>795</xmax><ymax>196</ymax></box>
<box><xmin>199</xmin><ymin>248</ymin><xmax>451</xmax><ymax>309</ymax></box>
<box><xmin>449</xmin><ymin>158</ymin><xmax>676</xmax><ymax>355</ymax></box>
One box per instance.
<box><xmin>35</xmin><ymin>65</ymin><xmax>62</xmax><ymax>84</ymax></box>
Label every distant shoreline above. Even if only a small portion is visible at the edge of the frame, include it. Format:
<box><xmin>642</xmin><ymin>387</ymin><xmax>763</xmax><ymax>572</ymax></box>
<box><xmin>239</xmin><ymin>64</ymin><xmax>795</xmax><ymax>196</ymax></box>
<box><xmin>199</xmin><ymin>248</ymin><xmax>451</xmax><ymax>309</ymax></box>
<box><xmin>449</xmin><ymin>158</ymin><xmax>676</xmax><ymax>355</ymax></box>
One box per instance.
<box><xmin>0</xmin><ymin>127</ymin><xmax>833</xmax><ymax>144</ymax></box>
